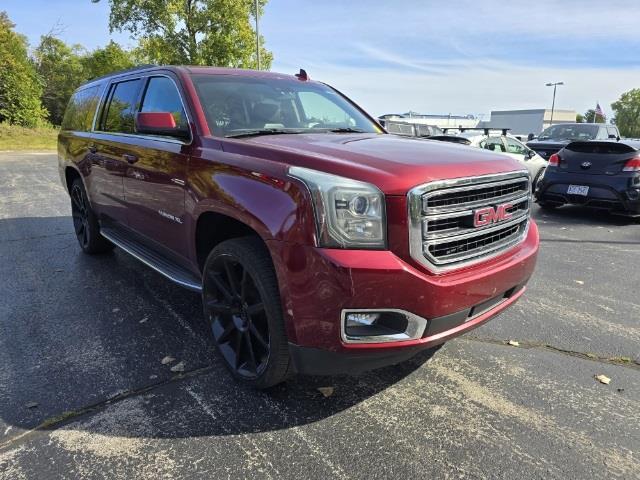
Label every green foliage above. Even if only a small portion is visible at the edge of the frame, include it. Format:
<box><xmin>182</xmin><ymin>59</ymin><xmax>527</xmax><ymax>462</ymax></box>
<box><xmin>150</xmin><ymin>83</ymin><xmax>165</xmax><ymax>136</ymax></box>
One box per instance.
<box><xmin>33</xmin><ymin>37</ymin><xmax>137</xmax><ymax>126</ymax></box>
<box><xmin>0</xmin><ymin>122</ymin><xmax>58</xmax><ymax>150</ymax></box>
<box><xmin>33</xmin><ymin>35</ymin><xmax>85</xmax><ymax>126</ymax></box>
<box><xmin>575</xmin><ymin>113</ymin><xmax>584</xmax><ymax>123</ymax></box>
<box><xmin>81</xmin><ymin>41</ymin><xmax>136</xmax><ymax>80</ymax></box>
<box><xmin>611</xmin><ymin>89</ymin><xmax>640</xmax><ymax>138</ymax></box>
<box><xmin>583</xmin><ymin>109</ymin><xmax>605</xmax><ymax>124</ymax></box>
<box><xmin>0</xmin><ymin>12</ymin><xmax>48</xmax><ymax>127</ymax></box>
<box><xmin>96</xmin><ymin>0</ymin><xmax>272</xmax><ymax>68</ymax></box>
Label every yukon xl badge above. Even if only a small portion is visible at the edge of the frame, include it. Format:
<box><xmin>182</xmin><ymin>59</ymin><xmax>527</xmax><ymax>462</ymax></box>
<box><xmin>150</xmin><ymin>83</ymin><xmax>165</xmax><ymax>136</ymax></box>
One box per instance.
<box><xmin>158</xmin><ymin>210</ymin><xmax>183</xmax><ymax>224</ymax></box>
<box><xmin>473</xmin><ymin>203</ymin><xmax>513</xmax><ymax>228</ymax></box>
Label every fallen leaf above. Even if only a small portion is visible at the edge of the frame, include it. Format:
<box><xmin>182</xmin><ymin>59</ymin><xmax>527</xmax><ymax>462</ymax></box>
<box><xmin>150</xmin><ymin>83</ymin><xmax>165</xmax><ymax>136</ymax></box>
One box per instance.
<box><xmin>595</xmin><ymin>374</ymin><xmax>611</xmax><ymax>385</ymax></box>
<box><xmin>149</xmin><ymin>374</ymin><xmax>158</xmax><ymax>380</ymax></box>
<box><xmin>161</xmin><ymin>356</ymin><xmax>175</xmax><ymax>365</ymax></box>
<box><xmin>139</xmin><ymin>317</ymin><xmax>149</xmax><ymax>324</ymax></box>
<box><xmin>574</xmin><ymin>280</ymin><xmax>584</xmax><ymax>285</ymax></box>
<box><xmin>507</xmin><ymin>340</ymin><xmax>520</xmax><ymax>347</ymax></box>
<box><xmin>25</xmin><ymin>402</ymin><xmax>39</xmax><ymax>409</ymax></box>
<box><xmin>112</xmin><ymin>308</ymin><xmax>120</xmax><ymax>313</ymax></box>
<box><xmin>170</xmin><ymin>361</ymin><xmax>185</xmax><ymax>373</ymax></box>
<box><xmin>317</xmin><ymin>387</ymin><xmax>334</xmax><ymax>398</ymax></box>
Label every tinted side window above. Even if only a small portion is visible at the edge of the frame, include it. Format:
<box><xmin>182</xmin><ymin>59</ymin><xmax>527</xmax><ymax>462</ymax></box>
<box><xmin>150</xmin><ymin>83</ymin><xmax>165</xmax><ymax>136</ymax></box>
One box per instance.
<box><xmin>505</xmin><ymin>137</ymin><xmax>527</xmax><ymax>155</ymax></box>
<box><xmin>61</xmin><ymin>86</ymin><xmax>100</xmax><ymax>132</ymax></box>
<box><xmin>482</xmin><ymin>136</ymin><xmax>506</xmax><ymax>152</ymax></box>
<box><xmin>140</xmin><ymin>77</ymin><xmax>188</xmax><ymax>129</ymax></box>
<box><xmin>103</xmin><ymin>79</ymin><xmax>142</xmax><ymax>133</ymax></box>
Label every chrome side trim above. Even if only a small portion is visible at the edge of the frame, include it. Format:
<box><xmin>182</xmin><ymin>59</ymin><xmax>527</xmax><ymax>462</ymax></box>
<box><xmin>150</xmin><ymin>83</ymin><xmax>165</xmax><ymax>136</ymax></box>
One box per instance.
<box><xmin>100</xmin><ymin>230</ymin><xmax>202</xmax><ymax>292</ymax></box>
<box><xmin>340</xmin><ymin>309</ymin><xmax>428</xmax><ymax>344</ymax></box>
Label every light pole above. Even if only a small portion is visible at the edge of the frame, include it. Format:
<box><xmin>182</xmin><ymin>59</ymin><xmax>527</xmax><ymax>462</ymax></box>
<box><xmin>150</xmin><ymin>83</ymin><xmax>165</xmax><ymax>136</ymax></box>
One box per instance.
<box><xmin>545</xmin><ymin>82</ymin><xmax>564</xmax><ymax>126</ymax></box>
<box><xmin>254</xmin><ymin>0</ymin><xmax>260</xmax><ymax>70</ymax></box>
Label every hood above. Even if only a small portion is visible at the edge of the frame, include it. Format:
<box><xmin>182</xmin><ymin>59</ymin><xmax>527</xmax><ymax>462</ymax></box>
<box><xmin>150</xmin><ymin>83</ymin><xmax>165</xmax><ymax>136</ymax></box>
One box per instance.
<box><xmin>238</xmin><ymin>133</ymin><xmax>524</xmax><ymax>195</ymax></box>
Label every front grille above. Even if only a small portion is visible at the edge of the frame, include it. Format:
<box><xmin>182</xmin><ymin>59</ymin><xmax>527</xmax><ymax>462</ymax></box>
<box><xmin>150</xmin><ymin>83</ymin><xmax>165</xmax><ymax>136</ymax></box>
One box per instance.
<box><xmin>408</xmin><ymin>172</ymin><xmax>531</xmax><ymax>271</ymax></box>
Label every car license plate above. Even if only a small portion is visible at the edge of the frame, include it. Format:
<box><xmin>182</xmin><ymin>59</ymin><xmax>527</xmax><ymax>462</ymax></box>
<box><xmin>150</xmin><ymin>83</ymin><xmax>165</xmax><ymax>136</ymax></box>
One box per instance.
<box><xmin>567</xmin><ymin>185</ymin><xmax>589</xmax><ymax>196</ymax></box>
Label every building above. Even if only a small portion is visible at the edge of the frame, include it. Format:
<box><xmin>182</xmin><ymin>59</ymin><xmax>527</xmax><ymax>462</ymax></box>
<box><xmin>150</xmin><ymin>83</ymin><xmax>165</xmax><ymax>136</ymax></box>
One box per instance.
<box><xmin>481</xmin><ymin>109</ymin><xmax>577</xmax><ymax>137</ymax></box>
<box><xmin>378</xmin><ymin>112</ymin><xmax>479</xmax><ymax>130</ymax></box>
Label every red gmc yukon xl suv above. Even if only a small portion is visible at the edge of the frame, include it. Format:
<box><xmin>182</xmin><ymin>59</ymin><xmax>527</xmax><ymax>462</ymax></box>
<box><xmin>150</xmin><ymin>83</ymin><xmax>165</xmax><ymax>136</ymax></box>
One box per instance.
<box><xmin>58</xmin><ymin>66</ymin><xmax>539</xmax><ymax>388</ymax></box>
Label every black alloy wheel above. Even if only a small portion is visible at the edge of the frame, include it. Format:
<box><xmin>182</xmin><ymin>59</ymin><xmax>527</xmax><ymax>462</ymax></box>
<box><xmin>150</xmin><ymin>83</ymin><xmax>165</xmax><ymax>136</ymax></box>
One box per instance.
<box><xmin>71</xmin><ymin>183</ymin><xmax>90</xmax><ymax>250</ymax></box>
<box><xmin>70</xmin><ymin>178</ymin><xmax>114</xmax><ymax>254</ymax></box>
<box><xmin>202</xmin><ymin>237</ymin><xmax>290</xmax><ymax>388</ymax></box>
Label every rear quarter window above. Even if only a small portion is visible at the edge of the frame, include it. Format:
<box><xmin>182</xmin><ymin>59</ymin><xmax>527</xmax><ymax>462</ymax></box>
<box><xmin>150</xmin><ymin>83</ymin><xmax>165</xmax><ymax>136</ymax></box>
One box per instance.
<box><xmin>61</xmin><ymin>85</ymin><xmax>101</xmax><ymax>132</ymax></box>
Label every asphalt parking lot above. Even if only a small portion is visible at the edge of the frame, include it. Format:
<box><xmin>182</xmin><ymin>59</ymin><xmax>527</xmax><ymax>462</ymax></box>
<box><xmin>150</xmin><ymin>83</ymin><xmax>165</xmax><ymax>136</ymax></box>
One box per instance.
<box><xmin>0</xmin><ymin>152</ymin><xmax>638</xmax><ymax>479</ymax></box>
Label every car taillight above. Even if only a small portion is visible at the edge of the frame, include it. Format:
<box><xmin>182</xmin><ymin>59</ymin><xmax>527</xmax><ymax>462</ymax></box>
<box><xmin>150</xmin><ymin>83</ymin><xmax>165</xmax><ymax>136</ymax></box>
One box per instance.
<box><xmin>623</xmin><ymin>156</ymin><xmax>640</xmax><ymax>172</ymax></box>
<box><xmin>548</xmin><ymin>153</ymin><xmax>560</xmax><ymax>166</ymax></box>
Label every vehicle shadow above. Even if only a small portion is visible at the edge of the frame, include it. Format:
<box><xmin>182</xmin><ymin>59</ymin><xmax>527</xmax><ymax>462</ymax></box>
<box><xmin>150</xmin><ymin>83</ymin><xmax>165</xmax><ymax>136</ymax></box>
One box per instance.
<box><xmin>0</xmin><ymin>215</ymin><xmax>440</xmax><ymax>441</ymax></box>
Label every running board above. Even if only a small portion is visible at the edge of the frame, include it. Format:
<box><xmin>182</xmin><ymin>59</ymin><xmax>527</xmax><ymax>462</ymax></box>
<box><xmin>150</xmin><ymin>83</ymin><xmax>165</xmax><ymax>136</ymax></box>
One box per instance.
<box><xmin>101</xmin><ymin>227</ymin><xmax>202</xmax><ymax>292</ymax></box>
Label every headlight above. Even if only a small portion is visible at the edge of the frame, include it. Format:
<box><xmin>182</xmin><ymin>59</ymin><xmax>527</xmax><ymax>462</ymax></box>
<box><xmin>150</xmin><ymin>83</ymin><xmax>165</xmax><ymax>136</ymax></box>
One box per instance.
<box><xmin>289</xmin><ymin>166</ymin><xmax>386</xmax><ymax>249</ymax></box>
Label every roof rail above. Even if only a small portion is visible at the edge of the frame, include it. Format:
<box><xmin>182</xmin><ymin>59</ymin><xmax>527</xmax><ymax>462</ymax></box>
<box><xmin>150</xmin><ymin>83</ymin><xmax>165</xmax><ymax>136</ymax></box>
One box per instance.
<box><xmin>82</xmin><ymin>64</ymin><xmax>158</xmax><ymax>85</ymax></box>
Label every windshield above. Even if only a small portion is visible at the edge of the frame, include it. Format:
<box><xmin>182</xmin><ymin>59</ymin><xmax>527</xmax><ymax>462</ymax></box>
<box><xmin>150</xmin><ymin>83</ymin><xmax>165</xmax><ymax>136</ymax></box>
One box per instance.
<box><xmin>538</xmin><ymin>124</ymin><xmax>599</xmax><ymax>141</ymax></box>
<box><xmin>191</xmin><ymin>74</ymin><xmax>382</xmax><ymax>137</ymax></box>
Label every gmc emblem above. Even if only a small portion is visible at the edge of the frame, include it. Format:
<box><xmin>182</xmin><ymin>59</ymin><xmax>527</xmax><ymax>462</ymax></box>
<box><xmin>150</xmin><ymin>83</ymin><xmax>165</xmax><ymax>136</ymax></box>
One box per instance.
<box><xmin>473</xmin><ymin>203</ymin><xmax>513</xmax><ymax>227</ymax></box>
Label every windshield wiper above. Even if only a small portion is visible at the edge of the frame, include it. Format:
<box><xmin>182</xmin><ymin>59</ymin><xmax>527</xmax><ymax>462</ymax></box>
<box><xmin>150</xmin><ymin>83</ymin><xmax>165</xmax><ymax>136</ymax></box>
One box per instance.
<box><xmin>225</xmin><ymin>129</ymin><xmax>305</xmax><ymax>138</ymax></box>
<box><xmin>325</xmin><ymin>127</ymin><xmax>366</xmax><ymax>133</ymax></box>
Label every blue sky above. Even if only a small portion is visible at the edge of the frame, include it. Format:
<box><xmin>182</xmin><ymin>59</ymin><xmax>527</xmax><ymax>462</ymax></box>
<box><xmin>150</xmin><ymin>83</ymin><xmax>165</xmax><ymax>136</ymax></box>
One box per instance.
<box><xmin>4</xmin><ymin>0</ymin><xmax>640</xmax><ymax>118</ymax></box>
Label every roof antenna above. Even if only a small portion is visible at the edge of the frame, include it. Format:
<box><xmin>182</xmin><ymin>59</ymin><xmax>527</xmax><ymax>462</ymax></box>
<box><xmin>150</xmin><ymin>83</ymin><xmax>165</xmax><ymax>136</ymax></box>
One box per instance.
<box><xmin>295</xmin><ymin>69</ymin><xmax>309</xmax><ymax>81</ymax></box>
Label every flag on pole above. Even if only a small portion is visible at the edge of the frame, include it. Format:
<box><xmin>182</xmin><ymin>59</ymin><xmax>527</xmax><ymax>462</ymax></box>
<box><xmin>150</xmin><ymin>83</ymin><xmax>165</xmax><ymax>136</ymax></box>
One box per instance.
<box><xmin>594</xmin><ymin>103</ymin><xmax>606</xmax><ymax>121</ymax></box>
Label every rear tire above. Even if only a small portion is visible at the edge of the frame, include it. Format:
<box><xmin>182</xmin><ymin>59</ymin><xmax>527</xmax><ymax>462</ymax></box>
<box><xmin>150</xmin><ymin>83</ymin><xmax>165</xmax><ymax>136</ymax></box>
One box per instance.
<box><xmin>202</xmin><ymin>236</ymin><xmax>291</xmax><ymax>389</ymax></box>
<box><xmin>70</xmin><ymin>179</ymin><xmax>114</xmax><ymax>254</ymax></box>
<box><xmin>532</xmin><ymin>167</ymin><xmax>545</xmax><ymax>193</ymax></box>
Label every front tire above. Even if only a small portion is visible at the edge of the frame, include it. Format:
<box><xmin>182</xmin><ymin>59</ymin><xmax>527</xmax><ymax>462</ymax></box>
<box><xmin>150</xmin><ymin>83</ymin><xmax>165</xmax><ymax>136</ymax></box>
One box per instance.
<box><xmin>202</xmin><ymin>237</ymin><xmax>291</xmax><ymax>388</ymax></box>
<box><xmin>70</xmin><ymin>179</ymin><xmax>114</xmax><ymax>254</ymax></box>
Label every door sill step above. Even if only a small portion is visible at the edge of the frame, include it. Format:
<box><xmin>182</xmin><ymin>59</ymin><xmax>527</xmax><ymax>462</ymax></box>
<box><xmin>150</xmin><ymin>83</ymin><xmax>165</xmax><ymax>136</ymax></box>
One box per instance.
<box><xmin>101</xmin><ymin>226</ymin><xmax>202</xmax><ymax>292</ymax></box>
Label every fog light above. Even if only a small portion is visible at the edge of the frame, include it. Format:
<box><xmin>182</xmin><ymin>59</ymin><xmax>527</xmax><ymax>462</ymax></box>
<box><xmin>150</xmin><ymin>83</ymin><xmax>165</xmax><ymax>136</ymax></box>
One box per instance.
<box><xmin>345</xmin><ymin>312</ymin><xmax>380</xmax><ymax>327</ymax></box>
<box><xmin>626</xmin><ymin>189</ymin><xmax>640</xmax><ymax>201</ymax></box>
<box><xmin>342</xmin><ymin>309</ymin><xmax>428</xmax><ymax>343</ymax></box>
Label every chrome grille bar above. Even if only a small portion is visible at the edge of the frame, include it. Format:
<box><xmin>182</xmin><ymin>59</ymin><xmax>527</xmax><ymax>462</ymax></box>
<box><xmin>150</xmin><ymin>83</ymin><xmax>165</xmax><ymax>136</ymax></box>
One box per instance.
<box><xmin>408</xmin><ymin>171</ymin><xmax>531</xmax><ymax>272</ymax></box>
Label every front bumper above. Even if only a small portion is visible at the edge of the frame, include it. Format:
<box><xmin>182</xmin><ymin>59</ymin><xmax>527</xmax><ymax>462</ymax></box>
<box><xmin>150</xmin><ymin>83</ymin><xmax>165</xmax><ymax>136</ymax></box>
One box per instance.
<box><xmin>267</xmin><ymin>221</ymin><xmax>539</xmax><ymax>374</ymax></box>
<box><xmin>536</xmin><ymin>171</ymin><xmax>640</xmax><ymax>216</ymax></box>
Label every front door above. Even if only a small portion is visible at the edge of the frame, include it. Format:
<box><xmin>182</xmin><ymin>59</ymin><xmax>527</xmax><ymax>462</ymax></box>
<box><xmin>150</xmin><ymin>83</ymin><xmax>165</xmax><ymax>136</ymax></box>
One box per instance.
<box><xmin>121</xmin><ymin>75</ymin><xmax>191</xmax><ymax>259</ymax></box>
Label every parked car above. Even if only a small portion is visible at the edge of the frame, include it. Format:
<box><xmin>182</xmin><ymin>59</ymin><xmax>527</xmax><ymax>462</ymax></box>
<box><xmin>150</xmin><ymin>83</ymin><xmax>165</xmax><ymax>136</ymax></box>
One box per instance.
<box><xmin>385</xmin><ymin>120</ymin><xmax>443</xmax><ymax>138</ymax></box>
<box><xmin>535</xmin><ymin>140</ymin><xmax>640</xmax><ymax>217</ymax></box>
<box><xmin>58</xmin><ymin>66</ymin><xmax>539</xmax><ymax>388</ymax></box>
<box><xmin>433</xmin><ymin>130</ymin><xmax>548</xmax><ymax>190</ymax></box>
<box><xmin>527</xmin><ymin>123</ymin><xmax>620</xmax><ymax>160</ymax></box>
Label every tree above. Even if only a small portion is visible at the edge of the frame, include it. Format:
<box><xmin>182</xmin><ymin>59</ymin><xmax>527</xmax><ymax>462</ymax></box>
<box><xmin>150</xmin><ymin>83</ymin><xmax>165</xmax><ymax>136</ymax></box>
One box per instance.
<box><xmin>583</xmin><ymin>109</ymin><xmax>605</xmax><ymax>124</ymax></box>
<box><xmin>33</xmin><ymin>35</ymin><xmax>85</xmax><ymax>125</ymax></box>
<box><xmin>93</xmin><ymin>0</ymin><xmax>272</xmax><ymax>68</ymax></box>
<box><xmin>81</xmin><ymin>41</ymin><xmax>137</xmax><ymax>80</ymax></box>
<box><xmin>575</xmin><ymin>113</ymin><xmax>584</xmax><ymax>123</ymax></box>
<box><xmin>0</xmin><ymin>12</ymin><xmax>48</xmax><ymax>126</ymax></box>
<box><xmin>611</xmin><ymin>89</ymin><xmax>640</xmax><ymax>138</ymax></box>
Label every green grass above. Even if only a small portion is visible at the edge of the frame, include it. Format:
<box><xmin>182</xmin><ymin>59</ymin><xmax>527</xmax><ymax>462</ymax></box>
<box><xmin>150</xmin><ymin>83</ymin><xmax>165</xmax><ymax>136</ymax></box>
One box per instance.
<box><xmin>0</xmin><ymin>123</ymin><xmax>59</xmax><ymax>151</ymax></box>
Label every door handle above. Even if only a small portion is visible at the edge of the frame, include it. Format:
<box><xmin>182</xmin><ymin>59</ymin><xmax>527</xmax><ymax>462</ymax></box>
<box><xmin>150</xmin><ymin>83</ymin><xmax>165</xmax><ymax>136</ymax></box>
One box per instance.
<box><xmin>88</xmin><ymin>145</ymin><xmax>97</xmax><ymax>154</ymax></box>
<box><xmin>123</xmin><ymin>154</ymin><xmax>138</xmax><ymax>164</ymax></box>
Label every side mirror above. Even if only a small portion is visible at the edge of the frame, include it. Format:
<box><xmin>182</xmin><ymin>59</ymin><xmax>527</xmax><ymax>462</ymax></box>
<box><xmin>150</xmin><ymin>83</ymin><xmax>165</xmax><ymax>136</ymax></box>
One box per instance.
<box><xmin>526</xmin><ymin>149</ymin><xmax>536</xmax><ymax>159</ymax></box>
<box><xmin>135</xmin><ymin>112</ymin><xmax>190</xmax><ymax>139</ymax></box>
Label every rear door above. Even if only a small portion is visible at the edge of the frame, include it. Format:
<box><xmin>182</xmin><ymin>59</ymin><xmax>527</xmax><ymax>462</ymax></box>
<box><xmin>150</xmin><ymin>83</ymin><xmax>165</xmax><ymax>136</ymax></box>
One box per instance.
<box><xmin>90</xmin><ymin>78</ymin><xmax>144</xmax><ymax>225</ymax></box>
<box><xmin>120</xmin><ymin>75</ymin><xmax>191</xmax><ymax>258</ymax></box>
